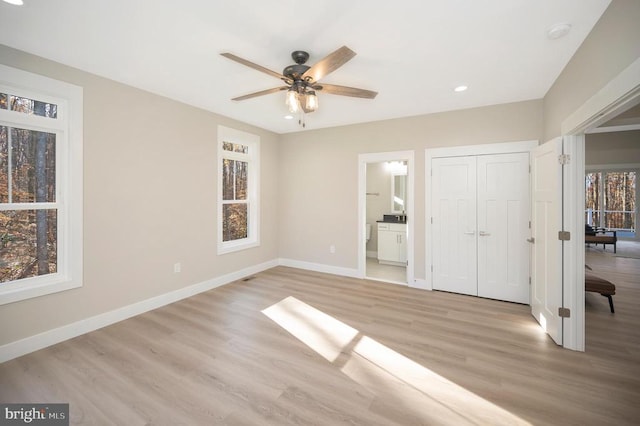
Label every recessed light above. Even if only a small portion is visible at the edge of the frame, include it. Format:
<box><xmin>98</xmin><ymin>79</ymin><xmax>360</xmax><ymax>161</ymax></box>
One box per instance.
<box><xmin>2</xmin><ymin>0</ymin><xmax>24</xmax><ymax>5</ymax></box>
<box><xmin>284</xmin><ymin>115</ymin><xmax>293</xmax><ymax>120</ymax></box>
<box><xmin>547</xmin><ymin>23</ymin><xmax>571</xmax><ymax>40</ymax></box>
<box><xmin>454</xmin><ymin>85</ymin><xmax>468</xmax><ymax>92</ymax></box>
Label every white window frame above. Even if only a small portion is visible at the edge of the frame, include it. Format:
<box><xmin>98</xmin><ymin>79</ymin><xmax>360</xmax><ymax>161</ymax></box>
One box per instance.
<box><xmin>585</xmin><ymin>166</ymin><xmax>638</xmax><ymax>232</ymax></box>
<box><xmin>0</xmin><ymin>64</ymin><xmax>83</xmax><ymax>305</ymax></box>
<box><xmin>217</xmin><ymin>125</ymin><xmax>259</xmax><ymax>254</ymax></box>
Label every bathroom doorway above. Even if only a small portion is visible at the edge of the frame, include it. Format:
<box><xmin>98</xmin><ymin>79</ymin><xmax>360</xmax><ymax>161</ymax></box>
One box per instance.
<box><xmin>358</xmin><ymin>151</ymin><xmax>415</xmax><ymax>286</ymax></box>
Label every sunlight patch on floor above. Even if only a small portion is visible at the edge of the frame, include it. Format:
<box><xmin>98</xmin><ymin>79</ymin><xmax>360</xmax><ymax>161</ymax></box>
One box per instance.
<box><xmin>263</xmin><ymin>296</ymin><xmax>532</xmax><ymax>425</ymax></box>
<box><xmin>262</xmin><ymin>296</ymin><xmax>359</xmax><ymax>362</ymax></box>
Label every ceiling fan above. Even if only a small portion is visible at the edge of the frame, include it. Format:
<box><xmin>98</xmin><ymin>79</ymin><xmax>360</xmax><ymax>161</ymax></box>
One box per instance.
<box><xmin>221</xmin><ymin>46</ymin><xmax>377</xmax><ymax>126</ymax></box>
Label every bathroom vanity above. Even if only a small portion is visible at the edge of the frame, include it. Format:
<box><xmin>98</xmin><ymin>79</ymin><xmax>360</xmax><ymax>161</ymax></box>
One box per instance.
<box><xmin>377</xmin><ymin>221</ymin><xmax>407</xmax><ymax>265</ymax></box>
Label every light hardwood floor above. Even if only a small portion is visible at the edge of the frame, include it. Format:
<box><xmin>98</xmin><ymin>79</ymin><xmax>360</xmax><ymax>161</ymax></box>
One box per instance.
<box><xmin>1</xmin><ymin>258</ymin><xmax>639</xmax><ymax>425</ymax></box>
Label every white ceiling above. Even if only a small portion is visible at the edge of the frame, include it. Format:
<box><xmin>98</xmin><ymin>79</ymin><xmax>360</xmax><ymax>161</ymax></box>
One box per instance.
<box><xmin>0</xmin><ymin>0</ymin><xmax>611</xmax><ymax>134</ymax></box>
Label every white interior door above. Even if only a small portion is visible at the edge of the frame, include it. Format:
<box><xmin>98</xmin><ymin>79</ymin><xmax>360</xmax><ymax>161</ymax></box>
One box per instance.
<box><xmin>530</xmin><ymin>138</ymin><xmax>563</xmax><ymax>345</ymax></box>
<box><xmin>477</xmin><ymin>153</ymin><xmax>530</xmax><ymax>303</ymax></box>
<box><xmin>432</xmin><ymin>156</ymin><xmax>477</xmax><ymax>296</ymax></box>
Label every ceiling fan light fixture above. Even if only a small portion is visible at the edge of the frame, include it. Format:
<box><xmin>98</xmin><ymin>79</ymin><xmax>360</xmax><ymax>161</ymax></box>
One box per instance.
<box><xmin>305</xmin><ymin>91</ymin><xmax>318</xmax><ymax>112</ymax></box>
<box><xmin>286</xmin><ymin>88</ymin><xmax>299</xmax><ymax>113</ymax></box>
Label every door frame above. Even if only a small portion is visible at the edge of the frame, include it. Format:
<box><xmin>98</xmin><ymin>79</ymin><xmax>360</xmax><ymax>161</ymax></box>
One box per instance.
<box><xmin>425</xmin><ymin>140</ymin><xmax>539</xmax><ymax>290</ymax></box>
<box><xmin>560</xmin><ymin>57</ymin><xmax>640</xmax><ymax>351</ymax></box>
<box><xmin>358</xmin><ymin>150</ymin><xmax>415</xmax><ymax>286</ymax></box>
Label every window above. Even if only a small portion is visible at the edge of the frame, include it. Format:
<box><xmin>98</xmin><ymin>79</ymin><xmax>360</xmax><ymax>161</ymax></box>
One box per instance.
<box><xmin>0</xmin><ymin>65</ymin><xmax>83</xmax><ymax>305</ymax></box>
<box><xmin>217</xmin><ymin>126</ymin><xmax>259</xmax><ymax>254</ymax></box>
<box><xmin>586</xmin><ymin>169</ymin><xmax>636</xmax><ymax>235</ymax></box>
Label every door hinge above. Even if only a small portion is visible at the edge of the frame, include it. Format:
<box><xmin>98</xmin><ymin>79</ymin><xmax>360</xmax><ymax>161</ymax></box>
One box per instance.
<box><xmin>528</xmin><ymin>164</ymin><xmax>531</xmax><ymax>173</ymax></box>
<box><xmin>558</xmin><ymin>231</ymin><xmax>571</xmax><ymax>241</ymax></box>
<box><xmin>558</xmin><ymin>307</ymin><xmax>571</xmax><ymax>318</ymax></box>
<box><xmin>529</xmin><ymin>276</ymin><xmax>531</xmax><ymax>285</ymax></box>
<box><xmin>528</xmin><ymin>220</ymin><xmax>531</xmax><ymax>229</ymax></box>
<box><xmin>431</xmin><ymin>217</ymin><xmax>433</xmax><ymax>224</ymax></box>
<box><xmin>431</xmin><ymin>265</ymin><xmax>433</xmax><ymax>272</ymax></box>
<box><xmin>558</xmin><ymin>154</ymin><xmax>570</xmax><ymax>165</ymax></box>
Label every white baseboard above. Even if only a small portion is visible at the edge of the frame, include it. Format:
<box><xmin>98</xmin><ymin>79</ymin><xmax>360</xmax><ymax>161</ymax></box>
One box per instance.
<box><xmin>279</xmin><ymin>258</ymin><xmax>431</xmax><ymax>292</ymax></box>
<box><xmin>0</xmin><ymin>259</ymin><xmax>279</xmax><ymax>363</ymax></box>
<box><xmin>411</xmin><ymin>278</ymin><xmax>431</xmax><ymax>290</ymax></box>
<box><xmin>278</xmin><ymin>258</ymin><xmax>360</xmax><ymax>278</ymax></box>
<box><xmin>366</xmin><ymin>250</ymin><xmax>377</xmax><ymax>259</ymax></box>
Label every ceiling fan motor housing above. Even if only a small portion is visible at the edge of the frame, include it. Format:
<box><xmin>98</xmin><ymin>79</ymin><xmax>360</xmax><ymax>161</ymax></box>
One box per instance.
<box><xmin>283</xmin><ymin>50</ymin><xmax>312</xmax><ymax>81</ymax></box>
<box><xmin>283</xmin><ymin>64</ymin><xmax>310</xmax><ymax>81</ymax></box>
<box><xmin>291</xmin><ymin>50</ymin><xmax>309</xmax><ymax>64</ymax></box>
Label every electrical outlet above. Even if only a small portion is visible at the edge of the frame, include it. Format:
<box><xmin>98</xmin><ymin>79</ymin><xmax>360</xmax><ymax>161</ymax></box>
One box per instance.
<box><xmin>329</xmin><ymin>245</ymin><xmax>336</xmax><ymax>254</ymax></box>
<box><xmin>174</xmin><ymin>262</ymin><xmax>181</xmax><ymax>273</ymax></box>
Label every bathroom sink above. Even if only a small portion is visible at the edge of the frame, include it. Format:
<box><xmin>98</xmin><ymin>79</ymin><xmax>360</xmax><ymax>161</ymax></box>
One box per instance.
<box><xmin>378</xmin><ymin>214</ymin><xmax>407</xmax><ymax>223</ymax></box>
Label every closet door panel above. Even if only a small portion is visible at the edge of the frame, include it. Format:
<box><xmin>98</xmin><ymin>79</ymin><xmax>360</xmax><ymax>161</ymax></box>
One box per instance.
<box><xmin>477</xmin><ymin>153</ymin><xmax>530</xmax><ymax>304</ymax></box>
<box><xmin>432</xmin><ymin>156</ymin><xmax>477</xmax><ymax>296</ymax></box>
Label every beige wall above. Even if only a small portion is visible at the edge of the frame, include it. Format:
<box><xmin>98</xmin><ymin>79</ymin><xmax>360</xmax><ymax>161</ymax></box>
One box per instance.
<box><xmin>543</xmin><ymin>0</ymin><xmax>640</xmax><ymax>140</ymax></box>
<box><xmin>278</xmin><ymin>100</ymin><xmax>543</xmax><ymax>279</ymax></box>
<box><xmin>586</xmin><ymin>130</ymin><xmax>640</xmax><ymax>165</ymax></box>
<box><xmin>365</xmin><ymin>162</ymin><xmax>390</xmax><ymax>254</ymax></box>
<box><xmin>0</xmin><ymin>45</ymin><xmax>279</xmax><ymax>346</ymax></box>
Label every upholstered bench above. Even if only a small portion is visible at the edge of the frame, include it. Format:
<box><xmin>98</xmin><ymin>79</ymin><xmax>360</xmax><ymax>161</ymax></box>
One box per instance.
<box><xmin>585</xmin><ymin>272</ymin><xmax>616</xmax><ymax>313</ymax></box>
<box><xmin>585</xmin><ymin>231</ymin><xmax>617</xmax><ymax>253</ymax></box>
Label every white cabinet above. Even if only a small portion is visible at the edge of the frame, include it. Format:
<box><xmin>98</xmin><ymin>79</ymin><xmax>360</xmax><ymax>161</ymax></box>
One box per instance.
<box><xmin>377</xmin><ymin>223</ymin><xmax>407</xmax><ymax>265</ymax></box>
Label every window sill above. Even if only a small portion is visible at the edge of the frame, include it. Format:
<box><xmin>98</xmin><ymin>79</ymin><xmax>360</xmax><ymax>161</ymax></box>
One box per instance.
<box><xmin>0</xmin><ymin>274</ymin><xmax>82</xmax><ymax>306</ymax></box>
<box><xmin>218</xmin><ymin>240</ymin><xmax>260</xmax><ymax>255</ymax></box>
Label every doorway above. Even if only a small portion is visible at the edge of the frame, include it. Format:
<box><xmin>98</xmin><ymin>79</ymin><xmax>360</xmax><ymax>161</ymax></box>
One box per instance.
<box><xmin>560</xmin><ymin>57</ymin><xmax>640</xmax><ymax>351</ymax></box>
<box><xmin>358</xmin><ymin>151</ymin><xmax>414</xmax><ymax>286</ymax></box>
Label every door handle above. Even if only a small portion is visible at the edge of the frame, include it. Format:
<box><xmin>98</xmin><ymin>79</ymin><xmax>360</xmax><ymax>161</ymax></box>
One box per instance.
<box><xmin>463</xmin><ymin>231</ymin><xmax>475</xmax><ymax>235</ymax></box>
<box><xmin>479</xmin><ymin>231</ymin><xmax>490</xmax><ymax>236</ymax></box>
<box><xmin>527</xmin><ymin>237</ymin><xmax>535</xmax><ymax>244</ymax></box>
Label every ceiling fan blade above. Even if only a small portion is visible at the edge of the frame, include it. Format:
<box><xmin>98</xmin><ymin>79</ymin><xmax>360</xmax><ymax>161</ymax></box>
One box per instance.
<box><xmin>231</xmin><ymin>86</ymin><xmax>289</xmax><ymax>101</ymax></box>
<box><xmin>302</xmin><ymin>46</ymin><xmax>356</xmax><ymax>83</ymax></box>
<box><xmin>221</xmin><ymin>52</ymin><xmax>287</xmax><ymax>81</ymax></box>
<box><xmin>316</xmin><ymin>84</ymin><xmax>378</xmax><ymax>99</ymax></box>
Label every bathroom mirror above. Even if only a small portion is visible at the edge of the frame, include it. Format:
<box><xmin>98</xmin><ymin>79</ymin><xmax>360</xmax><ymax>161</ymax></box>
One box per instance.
<box><xmin>391</xmin><ymin>172</ymin><xmax>407</xmax><ymax>214</ymax></box>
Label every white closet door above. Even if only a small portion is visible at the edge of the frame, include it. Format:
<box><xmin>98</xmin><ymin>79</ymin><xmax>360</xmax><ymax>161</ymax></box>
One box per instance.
<box><xmin>477</xmin><ymin>153</ymin><xmax>530</xmax><ymax>304</ymax></box>
<box><xmin>432</xmin><ymin>156</ymin><xmax>477</xmax><ymax>296</ymax></box>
